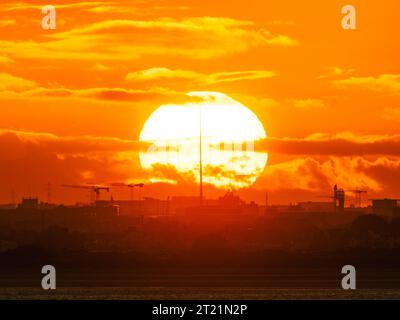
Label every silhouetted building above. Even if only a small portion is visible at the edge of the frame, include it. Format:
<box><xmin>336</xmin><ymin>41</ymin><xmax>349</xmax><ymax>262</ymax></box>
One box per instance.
<box><xmin>0</xmin><ymin>203</ymin><xmax>16</xmax><ymax>210</ymax></box>
<box><xmin>372</xmin><ymin>199</ymin><xmax>399</xmax><ymax>217</ymax></box>
<box><xmin>295</xmin><ymin>201</ymin><xmax>335</xmax><ymax>213</ymax></box>
<box><xmin>18</xmin><ymin>198</ymin><xmax>39</xmax><ymax>210</ymax></box>
<box><xmin>95</xmin><ymin>200</ymin><xmax>120</xmax><ymax>217</ymax></box>
<box><xmin>334</xmin><ymin>185</ymin><xmax>345</xmax><ymax>212</ymax></box>
<box><xmin>183</xmin><ymin>192</ymin><xmax>259</xmax><ymax>222</ymax></box>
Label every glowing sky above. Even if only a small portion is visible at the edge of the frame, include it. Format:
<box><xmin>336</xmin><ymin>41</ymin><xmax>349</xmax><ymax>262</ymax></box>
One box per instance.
<box><xmin>0</xmin><ymin>0</ymin><xmax>400</xmax><ymax>204</ymax></box>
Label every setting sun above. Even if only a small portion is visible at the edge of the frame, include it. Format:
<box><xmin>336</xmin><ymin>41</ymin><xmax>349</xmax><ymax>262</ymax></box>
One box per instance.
<box><xmin>139</xmin><ymin>92</ymin><xmax>268</xmax><ymax>189</ymax></box>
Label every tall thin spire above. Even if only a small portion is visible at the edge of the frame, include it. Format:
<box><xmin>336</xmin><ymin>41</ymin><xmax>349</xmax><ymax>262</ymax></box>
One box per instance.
<box><xmin>199</xmin><ymin>104</ymin><xmax>203</xmax><ymax>207</ymax></box>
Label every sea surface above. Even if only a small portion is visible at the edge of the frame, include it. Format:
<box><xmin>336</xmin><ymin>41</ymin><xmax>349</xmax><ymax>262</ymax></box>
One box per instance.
<box><xmin>1</xmin><ymin>268</ymin><xmax>400</xmax><ymax>300</ymax></box>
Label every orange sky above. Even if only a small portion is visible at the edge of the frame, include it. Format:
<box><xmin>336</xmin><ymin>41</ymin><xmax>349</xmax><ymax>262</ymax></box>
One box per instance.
<box><xmin>0</xmin><ymin>0</ymin><xmax>400</xmax><ymax>204</ymax></box>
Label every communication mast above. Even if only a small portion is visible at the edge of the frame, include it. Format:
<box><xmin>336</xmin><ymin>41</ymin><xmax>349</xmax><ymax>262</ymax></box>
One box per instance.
<box><xmin>47</xmin><ymin>182</ymin><xmax>52</xmax><ymax>204</ymax></box>
<box><xmin>199</xmin><ymin>104</ymin><xmax>203</xmax><ymax>207</ymax></box>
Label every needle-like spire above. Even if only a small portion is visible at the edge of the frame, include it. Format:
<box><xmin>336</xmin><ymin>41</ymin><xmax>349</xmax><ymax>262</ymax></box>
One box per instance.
<box><xmin>199</xmin><ymin>104</ymin><xmax>203</xmax><ymax>207</ymax></box>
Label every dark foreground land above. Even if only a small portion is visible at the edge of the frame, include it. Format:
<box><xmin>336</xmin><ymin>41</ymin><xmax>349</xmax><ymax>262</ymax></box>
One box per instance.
<box><xmin>2</xmin><ymin>208</ymin><xmax>400</xmax><ymax>299</ymax></box>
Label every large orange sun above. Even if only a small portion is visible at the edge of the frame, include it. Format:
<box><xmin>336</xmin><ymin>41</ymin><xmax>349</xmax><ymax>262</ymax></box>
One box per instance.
<box><xmin>139</xmin><ymin>92</ymin><xmax>268</xmax><ymax>189</ymax></box>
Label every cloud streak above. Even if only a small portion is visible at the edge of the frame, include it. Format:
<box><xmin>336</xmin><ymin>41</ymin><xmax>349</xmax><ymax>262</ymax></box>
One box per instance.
<box><xmin>0</xmin><ymin>2</ymin><xmax>113</xmax><ymax>12</ymax></box>
<box><xmin>257</xmin><ymin>133</ymin><xmax>400</xmax><ymax>156</ymax></box>
<box><xmin>0</xmin><ymin>73</ymin><xmax>37</xmax><ymax>92</ymax></box>
<box><xmin>289</xmin><ymin>98</ymin><xmax>325</xmax><ymax>110</ymax></box>
<box><xmin>0</xmin><ymin>17</ymin><xmax>298</xmax><ymax>60</ymax></box>
<box><xmin>0</xmin><ymin>72</ymin><xmax>182</xmax><ymax>102</ymax></box>
<box><xmin>333</xmin><ymin>74</ymin><xmax>400</xmax><ymax>95</ymax></box>
<box><xmin>0</xmin><ymin>129</ymin><xmax>146</xmax><ymax>155</ymax></box>
<box><xmin>125</xmin><ymin>67</ymin><xmax>276</xmax><ymax>84</ymax></box>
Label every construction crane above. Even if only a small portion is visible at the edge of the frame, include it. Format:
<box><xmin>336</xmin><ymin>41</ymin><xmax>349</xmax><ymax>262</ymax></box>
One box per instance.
<box><xmin>111</xmin><ymin>182</ymin><xmax>144</xmax><ymax>201</ymax></box>
<box><xmin>350</xmin><ymin>190</ymin><xmax>367</xmax><ymax>207</ymax></box>
<box><xmin>62</xmin><ymin>184</ymin><xmax>110</xmax><ymax>203</ymax></box>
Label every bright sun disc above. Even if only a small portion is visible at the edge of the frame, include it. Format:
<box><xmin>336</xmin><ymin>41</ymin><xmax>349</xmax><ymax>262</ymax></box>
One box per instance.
<box><xmin>139</xmin><ymin>91</ymin><xmax>268</xmax><ymax>189</ymax></box>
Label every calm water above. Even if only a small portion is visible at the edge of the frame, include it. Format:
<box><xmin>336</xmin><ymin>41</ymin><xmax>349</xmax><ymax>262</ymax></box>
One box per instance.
<box><xmin>2</xmin><ymin>287</ymin><xmax>400</xmax><ymax>300</ymax></box>
<box><xmin>2</xmin><ymin>268</ymin><xmax>400</xmax><ymax>299</ymax></box>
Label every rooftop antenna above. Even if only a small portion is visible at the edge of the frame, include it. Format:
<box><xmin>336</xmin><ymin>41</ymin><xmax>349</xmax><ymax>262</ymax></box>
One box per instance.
<box><xmin>47</xmin><ymin>182</ymin><xmax>52</xmax><ymax>204</ymax></box>
<box><xmin>10</xmin><ymin>189</ymin><xmax>16</xmax><ymax>205</ymax></box>
<box><xmin>199</xmin><ymin>103</ymin><xmax>203</xmax><ymax>207</ymax></box>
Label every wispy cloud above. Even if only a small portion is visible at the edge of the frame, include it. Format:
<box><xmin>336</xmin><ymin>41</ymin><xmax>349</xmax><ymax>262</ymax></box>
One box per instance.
<box><xmin>257</xmin><ymin>133</ymin><xmax>400</xmax><ymax>156</ymax></box>
<box><xmin>0</xmin><ymin>128</ymin><xmax>144</xmax><ymax>153</ymax></box>
<box><xmin>0</xmin><ymin>19</ymin><xmax>16</xmax><ymax>27</ymax></box>
<box><xmin>0</xmin><ymin>73</ymin><xmax>37</xmax><ymax>91</ymax></box>
<box><xmin>93</xmin><ymin>63</ymin><xmax>112</xmax><ymax>71</ymax></box>
<box><xmin>333</xmin><ymin>74</ymin><xmax>400</xmax><ymax>95</ymax></box>
<box><xmin>0</xmin><ymin>72</ymin><xmax>180</xmax><ymax>102</ymax></box>
<box><xmin>125</xmin><ymin>67</ymin><xmax>276</xmax><ymax>84</ymax></box>
<box><xmin>0</xmin><ymin>2</ymin><xmax>113</xmax><ymax>11</ymax></box>
<box><xmin>16</xmin><ymin>86</ymin><xmax>177</xmax><ymax>102</ymax></box>
<box><xmin>289</xmin><ymin>98</ymin><xmax>325</xmax><ymax>110</ymax></box>
<box><xmin>0</xmin><ymin>55</ymin><xmax>13</xmax><ymax>63</ymax></box>
<box><xmin>382</xmin><ymin>107</ymin><xmax>400</xmax><ymax>122</ymax></box>
<box><xmin>0</xmin><ymin>17</ymin><xmax>298</xmax><ymax>60</ymax></box>
<box><xmin>126</xmin><ymin>68</ymin><xmax>201</xmax><ymax>82</ymax></box>
<box><xmin>318</xmin><ymin>66</ymin><xmax>354</xmax><ymax>79</ymax></box>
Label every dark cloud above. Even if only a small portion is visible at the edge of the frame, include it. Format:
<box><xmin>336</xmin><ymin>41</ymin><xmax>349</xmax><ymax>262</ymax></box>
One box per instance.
<box><xmin>256</xmin><ymin>134</ymin><xmax>400</xmax><ymax>156</ymax></box>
